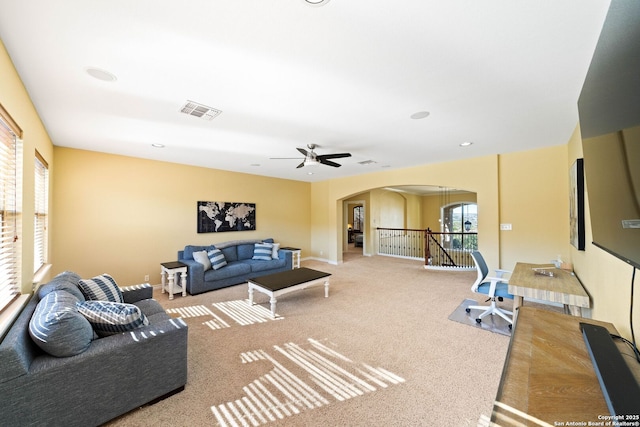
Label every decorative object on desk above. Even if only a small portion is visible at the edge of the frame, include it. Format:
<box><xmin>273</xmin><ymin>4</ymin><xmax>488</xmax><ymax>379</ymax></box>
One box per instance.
<box><xmin>197</xmin><ymin>201</ymin><xmax>256</xmax><ymax>233</ymax></box>
<box><xmin>533</xmin><ymin>267</ymin><xmax>555</xmax><ymax>277</ymax></box>
<box><xmin>569</xmin><ymin>158</ymin><xmax>585</xmax><ymax>250</ymax></box>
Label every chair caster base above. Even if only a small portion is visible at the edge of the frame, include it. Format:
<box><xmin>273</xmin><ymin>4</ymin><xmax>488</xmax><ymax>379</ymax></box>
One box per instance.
<box><xmin>465</xmin><ymin>308</ymin><xmax>471</xmax><ymax>313</ymax></box>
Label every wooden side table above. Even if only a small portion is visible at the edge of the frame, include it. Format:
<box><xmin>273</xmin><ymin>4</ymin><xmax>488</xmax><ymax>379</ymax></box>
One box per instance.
<box><xmin>161</xmin><ymin>261</ymin><xmax>187</xmax><ymax>300</ymax></box>
<box><xmin>280</xmin><ymin>247</ymin><xmax>301</xmax><ymax>269</ymax></box>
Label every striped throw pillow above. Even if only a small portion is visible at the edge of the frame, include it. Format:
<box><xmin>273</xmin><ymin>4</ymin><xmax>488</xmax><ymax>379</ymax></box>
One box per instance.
<box><xmin>77</xmin><ymin>274</ymin><xmax>124</xmax><ymax>303</ymax></box>
<box><xmin>252</xmin><ymin>243</ymin><xmax>273</xmax><ymax>261</ymax></box>
<box><xmin>207</xmin><ymin>248</ymin><xmax>228</xmax><ymax>270</ymax></box>
<box><xmin>77</xmin><ymin>300</ymin><xmax>149</xmax><ymax>337</ymax></box>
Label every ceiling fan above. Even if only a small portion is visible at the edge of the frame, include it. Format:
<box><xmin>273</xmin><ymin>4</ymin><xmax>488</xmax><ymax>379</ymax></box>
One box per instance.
<box><xmin>271</xmin><ymin>144</ymin><xmax>352</xmax><ymax>168</ymax></box>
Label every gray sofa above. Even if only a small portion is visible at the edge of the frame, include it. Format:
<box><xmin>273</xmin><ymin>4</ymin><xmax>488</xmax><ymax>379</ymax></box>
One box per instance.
<box><xmin>178</xmin><ymin>238</ymin><xmax>293</xmax><ymax>295</ymax></box>
<box><xmin>0</xmin><ymin>272</ymin><xmax>188</xmax><ymax>427</ymax></box>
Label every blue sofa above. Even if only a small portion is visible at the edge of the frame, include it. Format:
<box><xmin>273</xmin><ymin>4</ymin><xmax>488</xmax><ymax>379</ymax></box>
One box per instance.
<box><xmin>178</xmin><ymin>238</ymin><xmax>293</xmax><ymax>295</ymax></box>
<box><xmin>0</xmin><ymin>272</ymin><xmax>188</xmax><ymax>427</ymax></box>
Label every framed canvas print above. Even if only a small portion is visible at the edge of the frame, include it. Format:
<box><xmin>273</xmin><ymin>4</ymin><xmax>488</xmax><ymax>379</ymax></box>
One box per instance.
<box><xmin>197</xmin><ymin>201</ymin><xmax>256</xmax><ymax>233</ymax></box>
<box><xmin>570</xmin><ymin>159</ymin><xmax>585</xmax><ymax>250</ymax></box>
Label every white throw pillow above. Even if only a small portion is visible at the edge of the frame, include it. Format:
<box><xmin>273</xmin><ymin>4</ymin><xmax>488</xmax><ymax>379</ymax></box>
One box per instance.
<box><xmin>193</xmin><ymin>250</ymin><xmax>212</xmax><ymax>270</ymax></box>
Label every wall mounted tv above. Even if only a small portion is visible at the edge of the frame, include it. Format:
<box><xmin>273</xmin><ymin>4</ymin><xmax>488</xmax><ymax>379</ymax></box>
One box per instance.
<box><xmin>578</xmin><ymin>0</ymin><xmax>640</xmax><ymax>269</ymax></box>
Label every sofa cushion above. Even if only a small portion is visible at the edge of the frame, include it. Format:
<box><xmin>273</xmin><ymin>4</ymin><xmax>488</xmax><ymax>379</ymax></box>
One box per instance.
<box><xmin>237</xmin><ymin>243</ymin><xmax>255</xmax><ymax>260</ymax></box>
<box><xmin>192</xmin><ymin>250</ymin><xmax>212</xmax><ymax>270</ymax></box>
<box><xmin>183</xmin><ymin>244</ymin><xmax>213</xmax><ymax>260</ymax></box>
<box><xmin>204</xmin><ymin>261</ymin><xmax>251</xmax><ymax>281</ymax></box>
<box><xmin>28</xmin><ymin>290</ymin><xmax>94</xmax><ymax>357</ymax></box>
<box><xmin>246</xmin><ymin>258</ymin><xmax>286</xmax><ymax>273</ymax></box>
<box><xmin>77</xmin><ymin>274</ymin><xmax>124</xmax><ymax>303</ymax></box>
<box><xmin>77</xmin><ymin>301</ymin><xmax>149</xmax><ymax>337</ymax></box>
<box><xmin>252</xmin><ymin>243</ymin><xmax>273</xmax><ymax>261</ymax></box>
<box><xmin>207</xmin><ymin>248</ymin><xmax>228</xmax><ymax>270</ymax></box>
<box><xmin>38</xmin><ymin>271</ymin><xmax>85</xmax><ymax>302</ymax></box>
<box><xmin>133</xmin><ymin>298</ymin><xmax>166</xmax><ymax>317</ymax></box>
<box><xmin>221</xmin><ymin>245</ymin><xmax>238</xmax><ymax>262</ymax></box>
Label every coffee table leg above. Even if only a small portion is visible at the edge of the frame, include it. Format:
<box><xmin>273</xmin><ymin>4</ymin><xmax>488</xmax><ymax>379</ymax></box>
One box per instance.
<box><xmin>324</xmin><ymin>280</ymin><xmax>329</xmax><ymax>297</ymax></box>
<box><xmin>248</xmin><ymin>285</ymin><xmax>254</xmax><ymax>305</ymax></box>
<box><xmin>270</xmin><ymin>295</ymin><xmax>277</xmax><ymax>319</ymax></box>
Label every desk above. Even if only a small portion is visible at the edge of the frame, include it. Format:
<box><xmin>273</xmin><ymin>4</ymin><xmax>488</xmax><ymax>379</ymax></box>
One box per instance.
<box><xmin>509</xmin><ymin>262</ymin><xmax>590</xmax><ymax>318</ymax></box>
<box><xmin>492</xmin><ymin>307</ymin><xmax>640</xmax><ymax>425</ymax></box>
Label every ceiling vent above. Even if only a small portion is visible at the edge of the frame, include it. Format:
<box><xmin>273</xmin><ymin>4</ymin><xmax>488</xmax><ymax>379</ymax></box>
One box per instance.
<box><xmin>358</xmin><ymin>160</ymin><xmax>377</xmax><ymax>165</ymax></box>
<box><xmin>180</xmin><ymin>101</ymin><xmax>222</xmax><ymax>120</ymax></box>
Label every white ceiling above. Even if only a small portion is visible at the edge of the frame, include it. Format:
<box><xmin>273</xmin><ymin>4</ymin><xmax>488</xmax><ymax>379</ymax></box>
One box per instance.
<box><xmin>0</xmin><ymin>0</ymin><xmax>611</xmax><ymax>183</ymax></box>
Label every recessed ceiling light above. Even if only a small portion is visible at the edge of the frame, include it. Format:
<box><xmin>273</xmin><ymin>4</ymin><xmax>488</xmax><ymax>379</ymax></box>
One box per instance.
<box><xmin>410</xmin><ymin>111</ymin><xmax>430</xmax><ymax>120</ymax></box>
<box><xmin>459</xmin><ymin>141</ymin><xmax>473</xmax><ymax>147</ymax></box>
<box><xmin>86</xmin><ymin>67</ymin><xmax>117</xmax><ymax>82</ymax></box>
<box><xmin>250</xmin><ymin>164</ymin><xmax>260</xmax><ymax>167</ymax></box>
<box><xmin>151</xmin><ymin>143</ymin><xmax>165</xmax><ymax>148</ymax></box>
<box><xmin>303</xmin><ymin>0</ymin><xmax>331</xmax><ymax>6</ymax></box>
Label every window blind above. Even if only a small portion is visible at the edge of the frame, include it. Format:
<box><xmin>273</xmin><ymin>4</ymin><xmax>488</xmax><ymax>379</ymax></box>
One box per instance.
<box><xmin>34</xmin><ymin>151</ymin><xmax>48</xmax><ymax>273</ymax></box>
<box><xmin>0</xmin><ymin>105</ymin><xmax>22</xmax><ymax>314</ymax></box>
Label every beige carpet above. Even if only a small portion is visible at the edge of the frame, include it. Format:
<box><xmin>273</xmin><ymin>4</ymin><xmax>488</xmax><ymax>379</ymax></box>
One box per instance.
<box><xmin>106</xmin><ymin>255</ymin><xmax>512</xmax><ymax>427</ymax></box>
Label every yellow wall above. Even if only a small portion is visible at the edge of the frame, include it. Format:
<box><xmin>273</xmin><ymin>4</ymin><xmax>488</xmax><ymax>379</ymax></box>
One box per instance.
<box><xmin>52</xmin><ymin>147</ymin><xmax>310</xmax><ymax>285</ymax></box>
<box><xmin>0</xmin><ymin>40</ymin><xmax>55</xmax><ymax>293</ymax></box>
<box><xmin>498</xmin><ymin>145</ymin><xmax>570</xmax><ymax>270</ymax></box>
<box><xmin>568</xmin><ymin>126</ymin><xmax>640</xmax><ymax>339</ymax></box>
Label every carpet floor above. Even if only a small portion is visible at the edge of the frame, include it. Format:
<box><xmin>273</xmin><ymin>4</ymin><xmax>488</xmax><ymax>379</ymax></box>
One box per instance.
<box><xmin>106</xmin><ymin>255</ymin><xmax>514</xmax><ymax>427</ymax></box>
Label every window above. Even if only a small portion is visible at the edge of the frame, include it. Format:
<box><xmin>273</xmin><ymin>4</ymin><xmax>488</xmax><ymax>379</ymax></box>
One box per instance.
<box><xmin>0</xmin><ymin>104</ymin><xmax>22</xmax><ymax>313</ymax></box>
<box><xmin>353</xmin><ymin>206</ymin><xmax>363</xmax><ymax>231</ymax></box>
<box><xmin>441</xmin><ymin>202</ymin><xmax>478</xmax><ymax>250</ymax></box>
<box><xmin>34</xmin><ymin>151</ymin><xmax>49</xmax><ymax>272</ymax></box>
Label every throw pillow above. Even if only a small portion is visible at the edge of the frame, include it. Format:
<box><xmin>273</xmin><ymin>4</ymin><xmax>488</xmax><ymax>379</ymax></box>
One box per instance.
<box><xmin>193</xmin><ymin>250</ymin><xmax>212</xmax><ymax>270</ymax></box>
<box><xmin>207</xmin><ymin>248</ymin><xmax>228</xmax><ymax>270</ymax></box>
<box><xmin>29</xmin><ymin>290</ymin><xmax>94</xmax><ymax>357</ymax></box>
<box><xmin>271</xmin><ymin>242</ymin><xmax>280</xmax><ymax>259</ymax></box>
<box><xmin>76</xmin><ymin>300</ymin><xmax>149</xmax><ymax>337</ymax></box>
<box><xmin>253</xmin><ymin>242</ymin><xmax>273</xmax><ymax>261</ymax></box>
<box><xmin>37</xmin><ymin>271</ymin><xmax>85</xmax><ymax>302</ymax></box>
<box><xmin>77</xmin><ymin>274</ymin><xmax>124</xmax><ymax>303</ymax></box>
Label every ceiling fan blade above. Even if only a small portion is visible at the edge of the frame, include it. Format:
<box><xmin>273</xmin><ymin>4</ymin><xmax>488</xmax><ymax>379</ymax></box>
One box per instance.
<box><xmin>319</xmin><ymin>158</ymin><xmax>342</xmax><ymax>168</ymax></box>
<box><xmin>318</xmin><ymin>153</ymin><xmax>351</xmax><ymax>160</ymax></box>
<box><xmin>296</xmin><ymin>147</ymin><xmax>309</xmax><ymax>156</ymax></box>
<box><xmin>296</xmin><ymin>161</ymin><xmax>305</xmax><ymax>169</ymax></box>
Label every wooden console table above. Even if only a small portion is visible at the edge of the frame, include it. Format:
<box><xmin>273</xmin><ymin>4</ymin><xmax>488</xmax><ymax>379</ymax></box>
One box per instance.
<box><xmin>491</xmin><ymin>307</ymin><xmax>640</xmax><ymax>425</ymax></box>
<box><xmin>509</xmin><ymin>262</ymin><xmax>590</xmax><ymax>318</ymax></box>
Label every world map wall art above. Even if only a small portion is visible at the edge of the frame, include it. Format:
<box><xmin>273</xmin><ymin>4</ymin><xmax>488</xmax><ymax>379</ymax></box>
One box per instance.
<box><xmin>197</xmin><ymin>201</ymin><xmax>256</xmax><ymax>233</ymax></box>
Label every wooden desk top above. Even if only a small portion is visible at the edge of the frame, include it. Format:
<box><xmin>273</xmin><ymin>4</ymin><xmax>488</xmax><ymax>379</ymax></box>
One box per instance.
<box><xmin>509</xmin><ymin>262</ymin><xmax>590</xmax><ymax>308</ymax></box>
<box><xmin>492</xmin><ymin>307</ymin><xmax>640</xmax><ymax>425</ymax></box>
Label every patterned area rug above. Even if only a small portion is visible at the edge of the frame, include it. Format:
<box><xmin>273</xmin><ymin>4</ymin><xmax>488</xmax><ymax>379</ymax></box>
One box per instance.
<box><xmin>448</xmin><ymin>298</ymin><xmax>513</xmax><ymax>336</ymax></box>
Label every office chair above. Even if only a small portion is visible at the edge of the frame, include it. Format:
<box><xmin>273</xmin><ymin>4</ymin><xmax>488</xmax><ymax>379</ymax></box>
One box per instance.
<box><xmin>466</xmin><ymin>251</ymin><xmax>514</xmax><ymax>328</ymax></box>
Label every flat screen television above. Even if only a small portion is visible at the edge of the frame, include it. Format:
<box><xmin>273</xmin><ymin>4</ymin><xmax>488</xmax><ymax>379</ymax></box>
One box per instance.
<box><xmin>578</xmin><ymin>0</ymin><xmax>640</xmax><ymax>269</ymax></box>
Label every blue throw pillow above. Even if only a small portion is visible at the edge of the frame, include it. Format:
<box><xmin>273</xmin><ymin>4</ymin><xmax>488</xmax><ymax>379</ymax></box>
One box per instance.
<box><xmin>77</xmin><ymin>274</ymin><xmax>124</xmax><ymax>303</ymax></box>
<box><xmin>77</xmin><ymin>300</ymin><xmax>149</xmax><ymax>337</ymax></box>
<box><xmin>207</xmin><ymin>247</ymin><xmax>228</xmax><ymax>270</ymax></box>
<box><xmin>29</xmin><ymin>290</ymin><xmax>94</xmax><ymax>357</ymax></box>
<box><xmin>252</xmin><ymin>243</ymin><xmax>273</xmax><ymax>261</ymax></box>
<box><xmin>38</xmin><ymin>271</ymin><xmax>85</xmax><ymax>302</ymax></box>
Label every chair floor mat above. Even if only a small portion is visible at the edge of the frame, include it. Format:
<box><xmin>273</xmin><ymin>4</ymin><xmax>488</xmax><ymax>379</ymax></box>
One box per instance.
<box><xmin>448</xmin><ymin>298</ymin><xmax>512</xmax><ymax>336</ymax></box>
